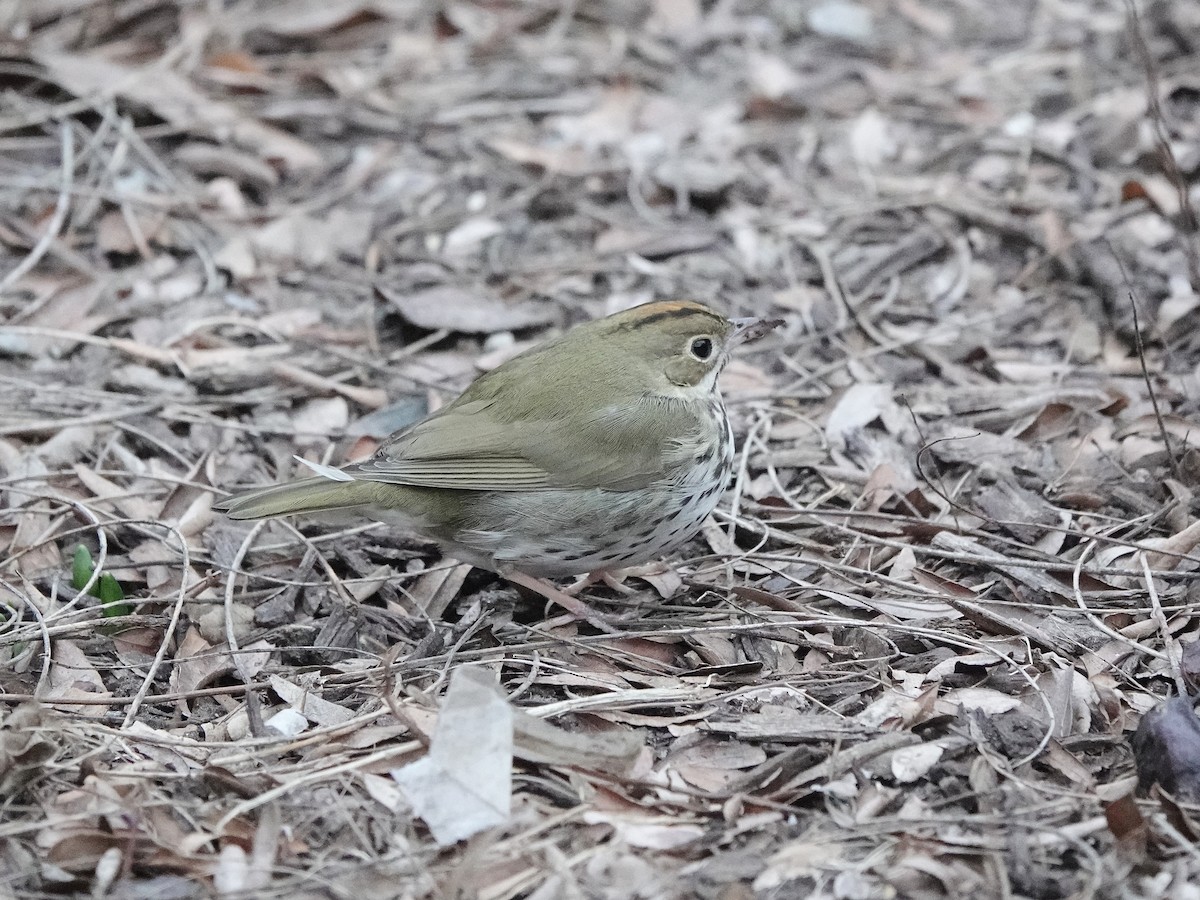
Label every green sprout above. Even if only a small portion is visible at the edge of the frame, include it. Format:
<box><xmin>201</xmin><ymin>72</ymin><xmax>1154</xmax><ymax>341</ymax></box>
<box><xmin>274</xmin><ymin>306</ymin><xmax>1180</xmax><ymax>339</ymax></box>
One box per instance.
<box><xmin>71</xmin><ymin>545</ymin><xmax>132</xmax><ymax>618</ymax></box>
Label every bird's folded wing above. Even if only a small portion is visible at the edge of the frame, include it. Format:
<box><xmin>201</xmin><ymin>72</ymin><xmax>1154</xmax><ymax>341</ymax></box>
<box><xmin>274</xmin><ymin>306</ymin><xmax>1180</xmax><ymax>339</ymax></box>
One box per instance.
<box><xmin>346</xmin><ymin>454</ymin><xmax>555</xmax><ymax>490</ymax></box>
<box><xmin>343</xmin><ymin>400</ymin><xmax>693</xmax><ymax>492</ymax></box>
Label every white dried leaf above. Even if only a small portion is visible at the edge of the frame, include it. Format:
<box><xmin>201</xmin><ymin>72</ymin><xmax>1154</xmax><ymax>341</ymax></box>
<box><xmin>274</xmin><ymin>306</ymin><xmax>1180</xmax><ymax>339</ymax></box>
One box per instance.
<box><xmin>361</xmin><ymin>772</ymin><xmax>405</xmax><ymax>811</ymax></box>
<box><xmin>213</xmin><ymin>844</ymin><xmax>248</xmax><ymax>895</ymax></box>
<box><xmin>268</xmin><ymin>675</ymin><xmax>355</xmax><ymax>726</ymax></box>
<box><xmin>380</xmin><ymin>284</ymin><xmax>555</xmax><ymax>333</ymax></box>
<box><xmin>264</xmin><ymin>708</ymin><xmax>308</xmax><ymax>738</ymax></box>
<box><xmin>750</xmin><ymin>54</ymin><xmax>802</xmax><ymax>100</ymax></box>
<box><xmin>808</xmin><ymin>0</ymin><xmax>874</xmax><ymax>42</ymax></box>
<box><xmin>443</xmin><ymin>217</ymin><xmax>504</xmax><ymax>256</ymax></box>
<box><xmin>850</xmin><ymin>108</ymin><xmax>896</xmax><ymax>170</ymax></box>
<box><xmin>754</xmin><ymin>840</ymin><xmax>846</xmax><ymax>891</ymax></box>
<box><xmin>391</xmin><ymin>667</ymin><xmax>512</xmax><ymax>845</ymax></box>
<box><xmin>940</xmin><ymin>688</ymin><xmax>1022</xmax><ymax>715</ymax></box>
<box><xmin>214</xmin><ymin>237</ymin><xmax>256</xmax><ymax>279</ymax></box>
<box><xmin>856</xmin><ymin>691</ymin><xmax>924</xmax><ymax>729</ymax></box>
<box><xmin>890</xmin><ymin>743</ymin><xmax>945</xmax><ymax>783</ymax></box>
<box><xmin>176</xmin><ymin>492</ymin><xmax>215</xmax><ymax>539</ymax></box>
<box><xmin>291</xmin><ymin>396</ymin><xmax>349</xmax><ymax>438</ymax></box>
<box><xmin>825</xmin><ymin>383</ymin><xmax>892</xmax><ymax>448</ymax></box>
<box><xmin>580</xmin><ymin>812</ymin><xmax>704</xmax><ymax>849</ymax></box>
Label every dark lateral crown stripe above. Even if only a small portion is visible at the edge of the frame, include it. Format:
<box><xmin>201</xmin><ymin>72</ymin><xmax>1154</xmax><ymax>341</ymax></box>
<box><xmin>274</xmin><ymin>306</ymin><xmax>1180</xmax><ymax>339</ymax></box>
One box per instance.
<box><xmin>617</xmin><ymin>304</ymin><xmax>722</xmax><ymax>330</ymax></box>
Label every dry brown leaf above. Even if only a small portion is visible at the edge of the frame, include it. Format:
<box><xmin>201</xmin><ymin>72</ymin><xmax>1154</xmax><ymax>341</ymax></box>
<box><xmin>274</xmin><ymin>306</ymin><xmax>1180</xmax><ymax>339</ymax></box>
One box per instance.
<box><xmin>35</xmin><ymin>51</ymin><xmax>322</xmax><ymax>173</ymax></box>
<box><xmin>936</xmin><ymin>687</ymin><xmax>1022</xmax><ymax>717</ymax></box>
<box><xmin>514</xmin><ymin>709</ymin><xmax>642</xmax><ymax>776</ymax></box>
<box><xmin>268</xmin><ymin>675</ymin><xmax>355</xmax><ymax>727</ymax></box>
<box><xmin>45</xmin><ymin>640</ymin><xmax>112</xmax><ymax>715</ymax></box>
<box><xmin>0</xmin><ymin>704</ymin><xmax>58</xmax><ymax>795</ymax></box>
<box><xmin>377</xmin><ymin>284</ymin><xmax>556</xmax><ymax>333</ymax></box>
<box><xmin>486</xmin><ymin>137</ymin><xmax>592</xmax><ymax>175</ymax></box>
<box><xmin>593</xmin><ymin>227</ymin><xmax>716</xmax><ymax>259</ymax></box>
<box><xmin>169</xmin><ymin>630</ymin><xmax>271</xmax><ymax>703</ymax></box>
<box><xmin>581</xmin><ymin>810</ymin><xmax>705</xmax><ymax>850</ymax></box>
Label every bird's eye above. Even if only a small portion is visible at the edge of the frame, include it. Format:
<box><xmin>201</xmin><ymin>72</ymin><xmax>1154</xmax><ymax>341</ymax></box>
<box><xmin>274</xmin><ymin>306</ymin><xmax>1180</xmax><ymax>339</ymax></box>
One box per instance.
<box><xmin>689</xmin><ymin>337</ymin><xmax>713</xmax><ymax>360</ymax></box>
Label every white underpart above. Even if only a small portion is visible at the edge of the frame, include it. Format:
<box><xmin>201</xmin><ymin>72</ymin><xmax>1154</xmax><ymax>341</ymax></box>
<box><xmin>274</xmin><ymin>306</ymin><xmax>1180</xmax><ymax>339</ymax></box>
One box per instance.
<box><xmin>698</xmin><ymin>362</ymin><xmax>722</xmax><ymax>395</ymax></box>
<box><xmin>451</xmin><ymin>389</ymin><xmax>735</xmax><ymax>577</ymax></box>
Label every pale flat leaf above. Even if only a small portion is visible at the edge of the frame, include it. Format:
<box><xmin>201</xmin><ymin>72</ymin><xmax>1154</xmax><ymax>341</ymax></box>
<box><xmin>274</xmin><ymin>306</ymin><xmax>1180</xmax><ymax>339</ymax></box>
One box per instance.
<box><xmin>378</xmin><ymin>284</ymin><xmax>555</xmax><ymax>333</ymax></box>
<box><xmin>45</xmin><ymin>640</ymin><xmax>112</xmax><ymax>716</ymax></box>
<box><xmin>391</xmin><ymin>667</ymin><xmax>512</xmax><ymax>845</ymax></box>
<box><xmin>809</xmin><ymin>0</ymin><xmax>875</xmax><ymax>42</ymax></box>
<box><xmin>938</xmin><ymin>688</ymin><xmax>1022</xmax><ymax>716</ymax></box>
<box><xmin>890</xmin><ymin>743</ymin><xmax>945</xmax><ymax>783</ymax></box>
<box><xmin>755</xmin><ymin>840</ymin><xmax>847</xmax><ymax>891</ymax></box>
<box><xmin>443</xmin><ymin>217</ymin><xmax>504</xmax><ymax>256</ymax></box>
<box><xmin>291</xmin><ymin>396</ymin><xmax>349</xmax><ymax>439</ymax></box>
<box><xmin>268</xmin><ymin>675</ymin><xmax>355</xmax><ymax>726</ymax></box>
<box><xmin>264</xmin><ymin>708</ymin><xmax>308</xmax><ymax>738</ymax></box>
<box><xmin>856</xmin><ymin>687</ymin><xmax>933</xmax><ymax>729</ymax></box>
<box><xmin>581</xmin><ymin>812</ymin><xmax>705</xmax><ymax>849</ymax></box>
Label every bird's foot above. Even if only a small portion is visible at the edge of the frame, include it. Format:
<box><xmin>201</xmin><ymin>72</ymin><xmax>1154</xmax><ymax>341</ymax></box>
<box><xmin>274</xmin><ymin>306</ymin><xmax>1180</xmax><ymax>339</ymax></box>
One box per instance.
<box><xmin>502</xmin><ymin>569</ymin><xmax>624</xmax><ymax>635</ymax></box>
<box><xmin>565</xmin><ymin>562</ymin><xmax>678</xmax><ymax>599</ymax></box>
<box><xmin>563</xmin><ymin>570</ymin><xmax>636</xmax><ymax>596</ymax></box>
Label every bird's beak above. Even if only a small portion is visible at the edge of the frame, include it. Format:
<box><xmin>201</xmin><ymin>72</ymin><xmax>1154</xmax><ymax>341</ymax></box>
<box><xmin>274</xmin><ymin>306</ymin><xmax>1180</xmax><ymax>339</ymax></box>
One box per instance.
<box><xmin>729</xmin><ymin>315</ymin><xmax>783</xmax><ymax>344</ymax></box>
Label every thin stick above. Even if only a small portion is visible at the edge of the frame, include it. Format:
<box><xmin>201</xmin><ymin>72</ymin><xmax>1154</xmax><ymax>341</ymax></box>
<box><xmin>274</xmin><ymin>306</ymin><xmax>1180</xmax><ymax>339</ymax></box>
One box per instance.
<box><xmin>0</xmin><ymin>120</ymin><xmax>74</xmax><ymax>291</ymax></box>
<box><xmin>1126</xmin><ymin>0</ymin><xmax>1200</xmax><ymax>287</ymax></box>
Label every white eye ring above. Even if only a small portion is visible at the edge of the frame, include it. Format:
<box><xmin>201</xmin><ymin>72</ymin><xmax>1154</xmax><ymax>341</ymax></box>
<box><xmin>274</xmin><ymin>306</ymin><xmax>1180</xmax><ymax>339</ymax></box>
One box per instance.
<box><xmin>689</xmin><ymin>337</ymin><xmax>714</xmax><ymax>360</ymax></box>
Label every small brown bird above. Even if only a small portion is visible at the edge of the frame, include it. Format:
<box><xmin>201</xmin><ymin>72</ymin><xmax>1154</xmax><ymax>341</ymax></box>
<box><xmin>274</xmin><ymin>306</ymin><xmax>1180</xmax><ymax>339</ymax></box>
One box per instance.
<box><xmin>217</xmin><ymin>301</ymin><xmax>779</xmax><ymax>623</ymax></box>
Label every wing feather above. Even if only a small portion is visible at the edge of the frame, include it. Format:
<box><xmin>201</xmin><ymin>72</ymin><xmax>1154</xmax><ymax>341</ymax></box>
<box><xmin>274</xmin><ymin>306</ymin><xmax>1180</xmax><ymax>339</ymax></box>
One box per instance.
<box><xmin>343</xmin><ymin>396</ymin><xmax>701</xmax><ymax>492</ymax></box>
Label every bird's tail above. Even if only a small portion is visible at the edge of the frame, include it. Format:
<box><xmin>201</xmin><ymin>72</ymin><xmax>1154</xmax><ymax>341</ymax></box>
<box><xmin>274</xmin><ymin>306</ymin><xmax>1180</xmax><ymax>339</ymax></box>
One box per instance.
<box><xmin>215</xmin><ymin>477</ymin><xmax>380</xmax><ymax>520</ymax></box>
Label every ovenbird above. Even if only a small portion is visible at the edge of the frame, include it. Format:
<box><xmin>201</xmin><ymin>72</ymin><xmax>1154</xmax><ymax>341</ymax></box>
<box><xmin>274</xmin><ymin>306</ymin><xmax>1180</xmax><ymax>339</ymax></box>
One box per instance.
<box><xmin>216</xmin><ymin>301</ymin><xmax>780</xmax><ymax>621</ymax></box>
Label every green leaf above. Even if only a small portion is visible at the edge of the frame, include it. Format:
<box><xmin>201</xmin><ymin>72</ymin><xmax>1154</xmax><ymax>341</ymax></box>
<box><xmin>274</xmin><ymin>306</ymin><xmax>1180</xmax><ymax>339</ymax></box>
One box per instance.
<box><xmin>97</xmin><ymin>575</ymin><xmax>131</xmax><ymax>617</ymax></box>
<box><xmin>98</xmin><ymin>573</ymin><xmax>124</xmax><ymax>605</ymax></box>
<box><xmin>70</xmin><ymin>544</ymin><xmax>132</xmax><ymax>618</ymax></box>
<box><xmin>71</xmin><ymin>545</ymin><xmax>95</xmax><ymax>591</ymax></box>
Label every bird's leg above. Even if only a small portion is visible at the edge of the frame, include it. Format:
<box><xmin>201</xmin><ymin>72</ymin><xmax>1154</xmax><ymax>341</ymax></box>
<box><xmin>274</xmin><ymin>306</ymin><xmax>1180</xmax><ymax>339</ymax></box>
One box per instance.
<box><xmin>564</xmin><ymin>562</ymin><xmax>673</xmax><ymax>596</ymax></box>
<box><xmin>563</xmin><ymin>570</ymin><xmax>635</xmax><ymax>596</ymax></box>
<box><xmin>501</xmin><ymin>569</ymin><xmax>623</xmax><ymax>635</ymax></box>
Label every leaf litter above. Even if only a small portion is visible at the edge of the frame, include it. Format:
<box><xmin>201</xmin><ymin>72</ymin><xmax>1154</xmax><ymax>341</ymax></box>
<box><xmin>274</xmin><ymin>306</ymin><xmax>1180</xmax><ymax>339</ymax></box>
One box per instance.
<box><xmin>3</xmin><ymin>0</ymin><xmax>1200</xmax><ymax>897</ymax></box>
